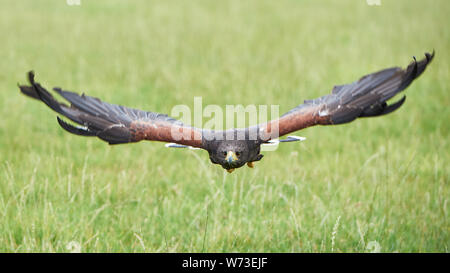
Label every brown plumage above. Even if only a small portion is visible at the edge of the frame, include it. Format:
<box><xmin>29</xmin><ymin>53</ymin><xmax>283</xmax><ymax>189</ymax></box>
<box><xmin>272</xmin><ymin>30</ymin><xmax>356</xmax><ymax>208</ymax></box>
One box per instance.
<box><xmin>19</xmin><ymin>52</ymin><xmax>434</xmax><ymax>172</ymax></box>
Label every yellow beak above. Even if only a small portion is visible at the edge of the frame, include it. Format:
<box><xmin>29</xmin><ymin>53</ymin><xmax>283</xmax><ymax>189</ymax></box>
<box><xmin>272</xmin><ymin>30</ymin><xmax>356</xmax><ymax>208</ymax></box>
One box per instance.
<box><xmin>225</xmin><ymin>151</ymin><xmax>238</xmax><ymax>163</ymax></box>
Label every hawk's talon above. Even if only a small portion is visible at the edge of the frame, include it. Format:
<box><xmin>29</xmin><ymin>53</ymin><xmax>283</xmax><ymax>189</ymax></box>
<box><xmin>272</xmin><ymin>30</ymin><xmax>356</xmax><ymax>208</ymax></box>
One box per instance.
<box><xmin>247</xmin><ymin>162</ymin><xmax>254</xmax><ymax>168</ymax></box>
<box><xmin>227</xmin><ymin>168</ymin><xmax>235</xmax><ymax>173</ymax></box>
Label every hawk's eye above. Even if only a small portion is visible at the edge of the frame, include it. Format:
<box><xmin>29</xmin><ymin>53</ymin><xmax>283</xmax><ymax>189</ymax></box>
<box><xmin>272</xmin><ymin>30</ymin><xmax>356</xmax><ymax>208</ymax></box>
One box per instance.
<box><xmin>235</xmin><ymin>152</ymin><xmax>241</xmax><ymax>157</ymax></box>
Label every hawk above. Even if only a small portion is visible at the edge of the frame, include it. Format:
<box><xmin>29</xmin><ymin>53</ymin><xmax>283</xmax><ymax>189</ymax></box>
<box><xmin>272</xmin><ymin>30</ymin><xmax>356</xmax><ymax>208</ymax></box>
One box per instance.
<box><xmin>19</xmin><ymin>52</ymin><xmax>434</xmax><ymax>173</ymax></box>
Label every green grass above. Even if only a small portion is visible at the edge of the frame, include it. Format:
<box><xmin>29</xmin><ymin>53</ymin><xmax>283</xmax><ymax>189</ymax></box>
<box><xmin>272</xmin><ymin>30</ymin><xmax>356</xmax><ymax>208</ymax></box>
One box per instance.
<box><xmin>0</xmin><ymin>0</ymin><xmax>448</xmax><ymax>252</ymax></box>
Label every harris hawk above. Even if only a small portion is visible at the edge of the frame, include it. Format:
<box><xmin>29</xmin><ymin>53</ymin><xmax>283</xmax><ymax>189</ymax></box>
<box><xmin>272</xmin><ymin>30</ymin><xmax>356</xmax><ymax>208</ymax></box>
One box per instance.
<box><xmin>19</xmin><ymin>52</ymin><xmax>434</xmax><ymax>173</ymax></box>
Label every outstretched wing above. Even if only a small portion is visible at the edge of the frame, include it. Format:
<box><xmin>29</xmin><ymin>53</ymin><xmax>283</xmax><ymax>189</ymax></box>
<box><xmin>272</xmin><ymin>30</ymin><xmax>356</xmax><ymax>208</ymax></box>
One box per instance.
<box><xmin>259</xmin><ymin>52</ymin><xmax>434</xmax><ymax>140</ymax></box>
<box><xmin>19</xmin><ymin>71</ymin><xmax>203</xmax><ymax>147</ymax></box>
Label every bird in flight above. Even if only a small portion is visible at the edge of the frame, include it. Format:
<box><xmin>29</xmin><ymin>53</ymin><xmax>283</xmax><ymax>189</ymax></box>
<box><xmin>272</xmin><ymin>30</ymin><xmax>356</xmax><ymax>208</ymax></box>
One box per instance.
<box><xmin>19</xmin><ymin>52</ymin><xmax>434</xmax><ymax>173</ymax></box>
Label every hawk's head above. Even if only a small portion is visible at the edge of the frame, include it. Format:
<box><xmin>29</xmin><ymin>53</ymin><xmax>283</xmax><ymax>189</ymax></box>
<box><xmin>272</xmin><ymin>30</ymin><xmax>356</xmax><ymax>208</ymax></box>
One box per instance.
<box><xmin>206</xmin><ymin>140</ymin><xmax>263</xmax><ymax>173</ymax></box>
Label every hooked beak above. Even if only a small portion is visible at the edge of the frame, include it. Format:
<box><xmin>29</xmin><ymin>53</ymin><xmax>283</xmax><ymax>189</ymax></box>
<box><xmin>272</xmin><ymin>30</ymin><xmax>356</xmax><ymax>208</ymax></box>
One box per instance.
<box><xmin>225</xmin><ymin>151</ymin><xmax>238</xmax><ymax>164</ymax></box>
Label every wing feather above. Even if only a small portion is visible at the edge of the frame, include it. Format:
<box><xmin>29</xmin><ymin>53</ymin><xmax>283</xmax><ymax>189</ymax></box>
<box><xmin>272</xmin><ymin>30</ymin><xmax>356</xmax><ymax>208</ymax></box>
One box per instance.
<box><xmin>259</xmin><ymin>52</ymin><xmax>434</xmax><ymax>140</ymax></box>
<box><xmin>19</xmin><ymin>72</ymin><xmax>203</xmax><ymax>147</ymax></box>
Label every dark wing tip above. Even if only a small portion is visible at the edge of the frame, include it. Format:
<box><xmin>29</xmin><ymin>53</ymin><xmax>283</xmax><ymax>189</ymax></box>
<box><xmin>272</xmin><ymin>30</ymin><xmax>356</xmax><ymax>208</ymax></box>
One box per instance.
<box><xmin>399</xmin><ymin>51</ymin><xmax>434</xmax><ymax>91</ymax></box>
<box><xmin>18</xmin><ymin>84</ymin><xmax>39</xmax><ymax>100</ymax></box>
<box><xmin>426</xmin><ymin>50</ymin><xmax>435</xmax><ymax>62</ymax></box>
<box><xmin>18</xmin><ymin>71</ymin><xmax>40</xmax><ymax>100</ymax></box>
<box><xmin>380</xmin><ymin>95</ymin><xmax>406</xmax><ymax>116</ymax></box>
<box><xmin>57</xmin><ymin>116</ymin><xmax>98</xmax><ymax>136</ymax></box>
<box><xmin>358</xmin><ymin>95</ymin><xmax>406</xmax><ymax>118</ymax></box>
<box><xmin>27</xmin><ymin>70</ymin><xmax>35</xmax><ymax>84</ymax></box>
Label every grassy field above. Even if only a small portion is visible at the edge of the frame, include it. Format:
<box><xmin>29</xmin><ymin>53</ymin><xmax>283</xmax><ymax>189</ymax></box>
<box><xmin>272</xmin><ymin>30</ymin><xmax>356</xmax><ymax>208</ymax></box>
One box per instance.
<box><xmin>0</xmin><ymin>0</ymin><xmax>448</xmax><ymax>252</ymax></box>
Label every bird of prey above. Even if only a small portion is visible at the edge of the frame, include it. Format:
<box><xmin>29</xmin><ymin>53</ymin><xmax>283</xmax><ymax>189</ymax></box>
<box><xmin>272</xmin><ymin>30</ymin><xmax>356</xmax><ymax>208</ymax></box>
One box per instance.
<box><xmin>19</xmin><ymin>52</ymin><xmax>434</xmax><ymax>173</ymax></box>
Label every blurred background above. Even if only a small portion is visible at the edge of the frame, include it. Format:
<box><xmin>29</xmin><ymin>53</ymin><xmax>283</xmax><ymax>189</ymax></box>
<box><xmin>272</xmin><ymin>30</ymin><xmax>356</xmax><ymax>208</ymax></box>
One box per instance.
<box><xmin>0</xmin><ymin>0</ymin><xmax>448</xmax><ymax>252</ymax></box>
